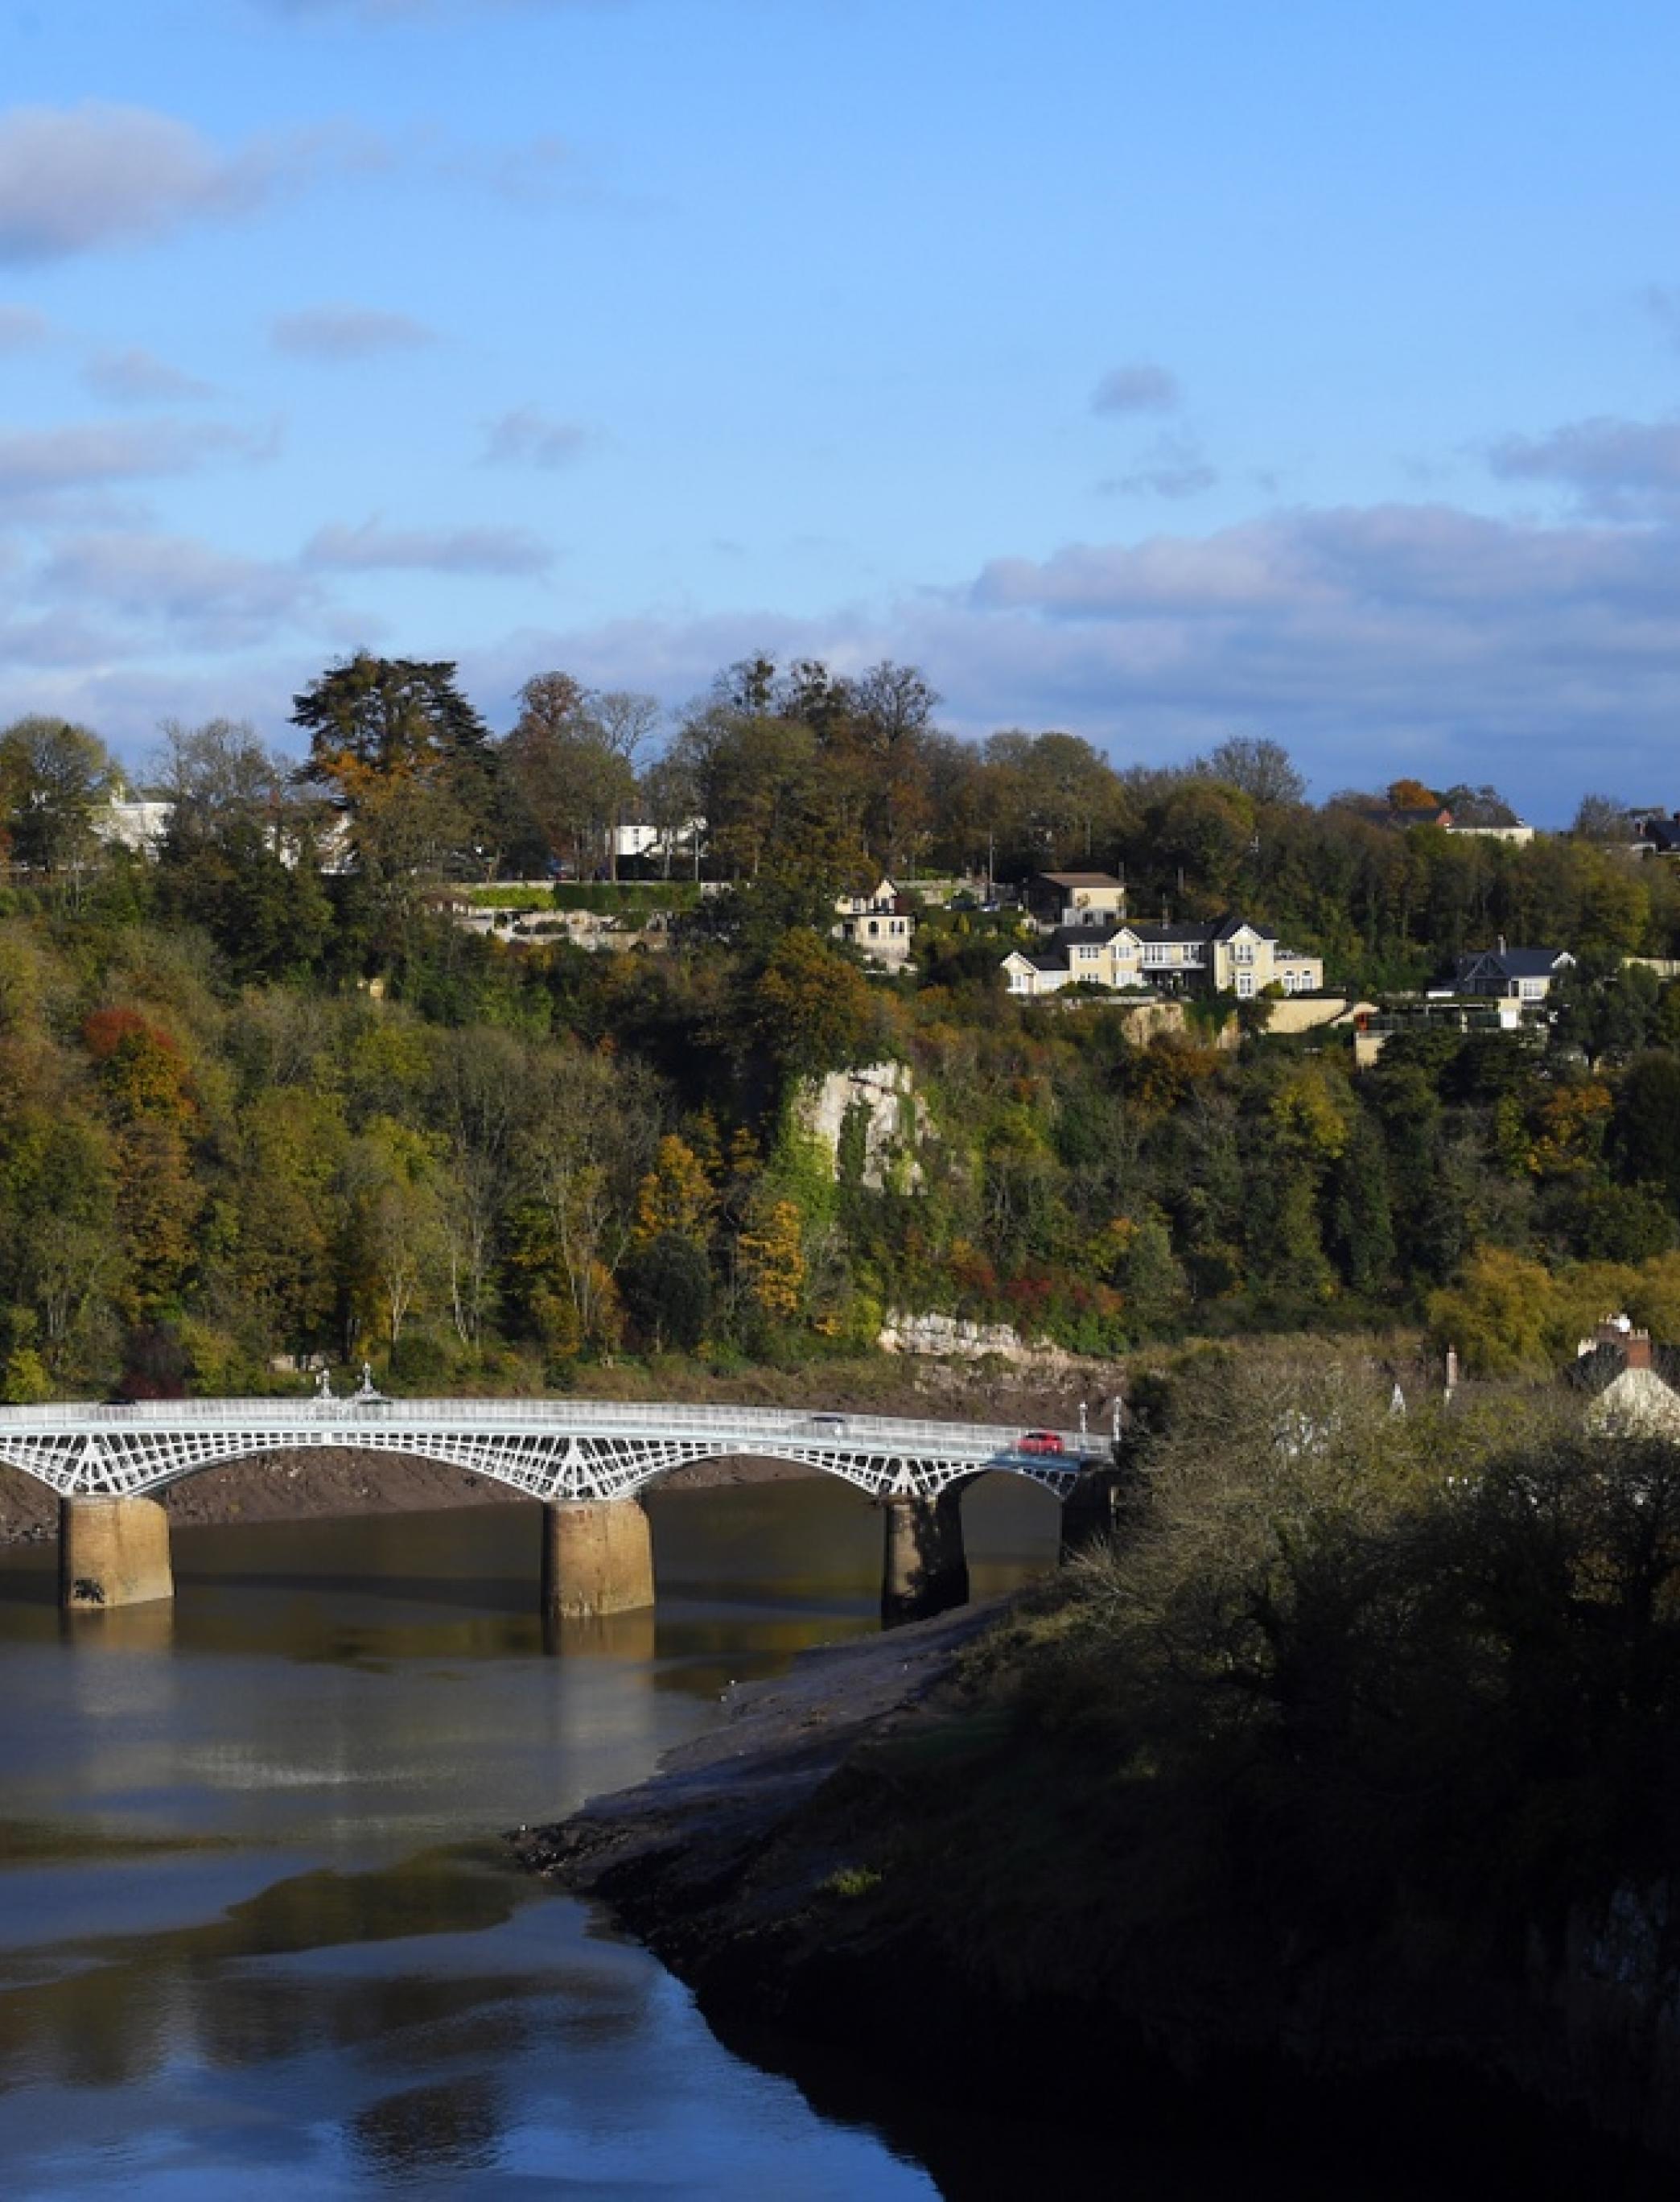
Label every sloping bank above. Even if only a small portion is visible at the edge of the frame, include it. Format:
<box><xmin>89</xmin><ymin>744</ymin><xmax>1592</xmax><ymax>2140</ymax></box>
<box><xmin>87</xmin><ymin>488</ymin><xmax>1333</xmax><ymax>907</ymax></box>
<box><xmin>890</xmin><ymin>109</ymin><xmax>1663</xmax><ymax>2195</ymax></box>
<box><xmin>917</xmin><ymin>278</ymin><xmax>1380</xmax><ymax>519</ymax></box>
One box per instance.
<box><xmin>511</xmin><ymin>1593</ymin><xmax>1674</xmax><ymax>2196</ymax></box>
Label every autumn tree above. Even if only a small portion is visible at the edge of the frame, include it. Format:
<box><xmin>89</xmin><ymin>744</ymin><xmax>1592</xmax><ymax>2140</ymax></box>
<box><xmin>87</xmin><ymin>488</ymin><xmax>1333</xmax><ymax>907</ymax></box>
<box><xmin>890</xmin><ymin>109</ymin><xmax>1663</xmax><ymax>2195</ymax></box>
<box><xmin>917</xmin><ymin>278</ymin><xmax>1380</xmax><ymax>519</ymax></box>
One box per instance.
<box><xmin>633</xmin><ymin>1133</ymin><xmax>715</xmax><ymax>1247</ymax></box>
<box><xmin>291</xmin><ymin>654</ymin><xmax>506</xmax><ymax>892</ymax></box>
<box><xmin>739</xmin><ymin>1196</ymin><xmax>805</xmax><ymax>1325</ymax></box>
<box><xmin>503</xmin><ymin>672</ymin><xmax>657</xmax><ymax>879</ymax></box>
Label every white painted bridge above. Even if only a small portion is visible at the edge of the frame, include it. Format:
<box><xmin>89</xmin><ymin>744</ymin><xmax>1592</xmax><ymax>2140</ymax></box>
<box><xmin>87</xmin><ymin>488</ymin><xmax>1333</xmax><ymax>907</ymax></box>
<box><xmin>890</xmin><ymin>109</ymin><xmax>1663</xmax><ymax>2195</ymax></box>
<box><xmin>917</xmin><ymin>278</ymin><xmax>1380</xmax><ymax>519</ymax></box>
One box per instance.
<box><xmin>0</xmin><ymin>1390</ymin><xmax>1108</xmax><ymax>1507</ymax></box>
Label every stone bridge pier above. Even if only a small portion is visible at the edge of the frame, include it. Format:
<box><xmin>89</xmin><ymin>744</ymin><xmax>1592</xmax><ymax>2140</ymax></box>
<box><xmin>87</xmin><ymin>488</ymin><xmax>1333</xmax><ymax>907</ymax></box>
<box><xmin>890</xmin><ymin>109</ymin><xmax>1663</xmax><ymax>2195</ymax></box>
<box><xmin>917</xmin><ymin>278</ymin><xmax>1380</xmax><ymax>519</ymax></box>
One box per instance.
<box><xmin>2</xmin><ymin>1396</ymin><xmax>1098</xmax><ymax>1623</ymax></box>
<box><xmin>60</xmin><ymin>1495</ymin><xmax>174</xmax><ymax>1610</ymax></box>
<box><xmin>541</xmin><ymin>1498</ymin><xmax>656</xmax><ymax>1620</ymax></box>
<box><xmin>880</xmin><ymin>1479</ymin><xmax>976</xmax><ymax>1627</ymax></box>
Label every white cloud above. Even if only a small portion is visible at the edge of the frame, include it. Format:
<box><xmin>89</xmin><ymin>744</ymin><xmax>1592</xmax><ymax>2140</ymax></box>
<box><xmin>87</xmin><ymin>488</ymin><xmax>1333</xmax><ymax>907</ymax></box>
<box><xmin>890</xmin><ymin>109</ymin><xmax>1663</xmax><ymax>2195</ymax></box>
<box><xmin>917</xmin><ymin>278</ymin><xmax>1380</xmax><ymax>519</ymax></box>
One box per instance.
<box><xmin>0</xmin><ymin>103</ymin><xmax>392</xmax><ymax>266</ymax></box>
<box><xmin>1091</xmin><ymin>362</ymin><xmax>1180</xmax><ymax>416</ymax></box>
<box><xmin>1489</xmin><ymin>414</ymin><xmax>1680</xmax><ymax>518</ymax></box>
<box><xmin>480</xmin><ymin>406</ymin><xmax>591</xmax><ymax>468</ymax></box>
<box><xmin>81</xmin><ymin>348</ymin><xmax>216</xmax><ymax>405</ymax></box>
<box><xmin>0</xmin><ymin>303</ymin><xmax>49</xmax><ymax>349</ymax></box>
<box><xmin>36</xmin><ymin>531</ymin><xmax>323</xmax><ymax>649</ymax></box>
<box><xmin>1098</xmin><ymin>434</ymin><xmax>1217</xmax><ymax>500</ymax></box>
<box><xmin>0</xmin><ymin>608</ymin><xmax>137</xmax><ymax>668</ymax></box>
<box><xmin>263</xmin><ymin>0</ymin><xmax>618</xmax><ymax>19</ymax></box>
<box><xmin>0</xmin><ymin>103</ymin><xmax>266</xmax><ymax>264</ymax></box>
<box><xmin>304</xmin><ymin>518</ymin><xmax>552</xmax><ymax>573</ymax></box>
<box><xmin>1645</xmin><ymin>287</ymin><xmax>1680</xmax><ymax>352</ymax></box>
<box><xmin>0</xmin><ymin>418</ymin><xmax>273</xmax><ymax>505</ymax></box>
<box><xmin>270</xmin><ymin>305</ymin><xmax>436</xmax><ymax>360</ymax></box>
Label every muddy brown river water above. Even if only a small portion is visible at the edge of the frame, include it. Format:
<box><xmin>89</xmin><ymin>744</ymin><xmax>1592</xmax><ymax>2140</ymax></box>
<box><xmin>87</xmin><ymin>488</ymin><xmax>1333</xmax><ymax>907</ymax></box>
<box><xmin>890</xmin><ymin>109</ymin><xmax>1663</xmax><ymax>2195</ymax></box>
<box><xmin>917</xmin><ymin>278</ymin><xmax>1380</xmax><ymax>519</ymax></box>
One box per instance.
<box><xmin>0</xmin><ymin>1473</ymin><xmax>1588</xmax><ymax>2200</ymax></box>
<box><xmin>0</xmin><ymin>1475</ymin><xmax>1098</xmax><ymax>2198</ymax></box>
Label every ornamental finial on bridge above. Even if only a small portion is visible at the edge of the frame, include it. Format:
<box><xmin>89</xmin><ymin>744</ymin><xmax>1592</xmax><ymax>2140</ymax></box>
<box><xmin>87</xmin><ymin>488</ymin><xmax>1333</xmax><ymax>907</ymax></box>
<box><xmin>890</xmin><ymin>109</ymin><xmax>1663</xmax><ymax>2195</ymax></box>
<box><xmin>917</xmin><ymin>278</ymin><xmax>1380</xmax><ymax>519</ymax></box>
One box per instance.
<box><xmin>315</xmin><ymin>1367</ymin><xmax>333</xmax><ymax>1401</ymax></box>
<box><xmin>358</xmin><ymin>1362</ymin><xmax>378</xmax><ymax>1400</ymax></box>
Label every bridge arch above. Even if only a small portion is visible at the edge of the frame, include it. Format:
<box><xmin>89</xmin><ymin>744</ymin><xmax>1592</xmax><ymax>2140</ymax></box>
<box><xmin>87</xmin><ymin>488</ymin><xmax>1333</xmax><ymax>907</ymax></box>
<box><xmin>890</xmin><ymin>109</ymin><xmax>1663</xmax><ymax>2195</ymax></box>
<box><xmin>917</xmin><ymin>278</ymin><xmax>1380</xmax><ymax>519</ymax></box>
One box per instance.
<box><xmin>0</xmin><ymin>1397</ymin><xmax>1103</xmax><ymax>1619</ymax></box>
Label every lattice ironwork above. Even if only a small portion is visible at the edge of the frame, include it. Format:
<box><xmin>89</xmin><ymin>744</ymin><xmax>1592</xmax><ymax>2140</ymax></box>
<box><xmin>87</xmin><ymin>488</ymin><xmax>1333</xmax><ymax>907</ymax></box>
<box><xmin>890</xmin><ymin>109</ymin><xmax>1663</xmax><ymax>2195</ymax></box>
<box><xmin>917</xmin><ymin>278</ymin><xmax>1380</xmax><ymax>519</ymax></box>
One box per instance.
<box><xmin>0</xmin><ymin>1394</ymin><xmax>1101</xmax><ymax>1505</ymax></box>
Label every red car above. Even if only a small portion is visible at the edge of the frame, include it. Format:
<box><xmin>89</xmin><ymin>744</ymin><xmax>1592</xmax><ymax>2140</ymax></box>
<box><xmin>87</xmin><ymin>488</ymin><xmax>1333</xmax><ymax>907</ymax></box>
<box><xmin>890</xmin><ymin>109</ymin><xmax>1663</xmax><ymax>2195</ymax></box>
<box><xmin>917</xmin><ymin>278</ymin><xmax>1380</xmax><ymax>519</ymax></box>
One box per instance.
<box><xmin>1016</xmin><ymin>1429</ymin><xmax>1064</xmax><ymax>1456</ymax></box>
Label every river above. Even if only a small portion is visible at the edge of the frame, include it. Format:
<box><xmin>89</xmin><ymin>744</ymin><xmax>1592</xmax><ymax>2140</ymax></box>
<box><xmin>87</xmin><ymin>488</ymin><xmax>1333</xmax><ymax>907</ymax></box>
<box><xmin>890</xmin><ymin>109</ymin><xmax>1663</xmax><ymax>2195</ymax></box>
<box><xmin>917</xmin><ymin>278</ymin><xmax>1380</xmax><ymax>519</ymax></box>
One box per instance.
<box><xmin>0</xmin><ymin>1474</ymin><xmax>1109</xmax><ymax>2199</ymax></box>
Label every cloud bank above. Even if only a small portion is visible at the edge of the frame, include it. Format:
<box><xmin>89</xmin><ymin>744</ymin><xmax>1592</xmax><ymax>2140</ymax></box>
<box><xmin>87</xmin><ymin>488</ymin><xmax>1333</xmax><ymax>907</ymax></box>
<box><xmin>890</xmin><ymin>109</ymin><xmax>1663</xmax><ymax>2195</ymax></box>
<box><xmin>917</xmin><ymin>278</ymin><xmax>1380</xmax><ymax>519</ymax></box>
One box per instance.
<box><xmin>270</xmin><ymin>305</ymin><xmax>436</xmax><ymax>359</ymax></box>
<box><xmin>305</xmin><ymin>518</ymin><xmax>552</xmax><ymax>573</ymax></box>
<box><xmin>480</xmin><ymin>406</ymin><xmax>591</xmax><ymax>468</ymax></box>
<box><xmin>1092</xmin><ymin>362</ymin><xmax>1180</xmax><ymax>416</ymax></box>
<box><xmin>0</xmin><ymin>102</ymin><xmax>266</xmax><ymax>263</ymax></box>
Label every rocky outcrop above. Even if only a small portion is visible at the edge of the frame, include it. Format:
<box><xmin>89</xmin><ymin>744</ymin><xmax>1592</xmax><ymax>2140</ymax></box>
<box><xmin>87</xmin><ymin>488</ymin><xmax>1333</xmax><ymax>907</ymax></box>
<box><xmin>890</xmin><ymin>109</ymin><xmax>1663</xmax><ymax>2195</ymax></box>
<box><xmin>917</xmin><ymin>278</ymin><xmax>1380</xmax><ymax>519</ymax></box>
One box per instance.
<box><xmin>876</xmin><ymin>1309</ymin><xmax>1073</xmax><ymax>1363</ymax></box>
<box><xmin>797</xmin><ymin>1060</ymin><xmax>919</xmax><ymax>1190</ymax></box>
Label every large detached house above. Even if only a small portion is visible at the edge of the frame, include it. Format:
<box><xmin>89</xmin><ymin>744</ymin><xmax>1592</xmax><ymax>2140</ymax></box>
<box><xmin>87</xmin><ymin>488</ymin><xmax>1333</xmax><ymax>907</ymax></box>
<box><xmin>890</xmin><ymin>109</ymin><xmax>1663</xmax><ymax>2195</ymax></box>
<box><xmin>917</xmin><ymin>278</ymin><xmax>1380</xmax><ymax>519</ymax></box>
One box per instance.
<box><xmin>833</xmin><ymin>877</ymin><xmax>916</xmax><ymax>969</ymax></box>
<box><xmin>1003</xmin><ymin>915</ymin><xmax>1324</xmax><ymax>1000</ymax></box>
<box><xmin>1452</xmin><ymin>945</ymin><xmax>1574</xmax><ymax>1003</ymax></box>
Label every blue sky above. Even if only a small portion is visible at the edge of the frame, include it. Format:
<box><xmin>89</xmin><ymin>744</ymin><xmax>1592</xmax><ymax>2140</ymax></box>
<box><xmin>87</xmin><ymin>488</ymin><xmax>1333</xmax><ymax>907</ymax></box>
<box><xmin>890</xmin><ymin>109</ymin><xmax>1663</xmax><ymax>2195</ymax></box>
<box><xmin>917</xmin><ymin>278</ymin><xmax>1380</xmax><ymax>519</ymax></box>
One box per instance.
<box><xmin>2</xmin><ymin>0</ymin><xmax>1678</xmax><ymax>816</ymax></box>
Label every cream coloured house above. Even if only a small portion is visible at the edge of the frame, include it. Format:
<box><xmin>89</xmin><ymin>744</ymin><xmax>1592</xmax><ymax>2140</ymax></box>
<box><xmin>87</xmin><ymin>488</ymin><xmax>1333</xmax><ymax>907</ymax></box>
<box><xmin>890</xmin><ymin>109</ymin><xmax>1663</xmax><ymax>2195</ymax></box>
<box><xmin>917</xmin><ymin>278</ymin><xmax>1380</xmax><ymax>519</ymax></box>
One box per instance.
<box><xmin>1024</xmin><ymin>871</ymin><xmax>1129</xmax><ymax>930</ymax></box>
<box><xmin>834</xmin><ymin>877</ymin><xmax>916</xmax><ymax>969</ymax></box>
<box><xmin>1003</xmin><ymin>914</ymin><xmax>1324</xmax><ymax>1000</ymax></box>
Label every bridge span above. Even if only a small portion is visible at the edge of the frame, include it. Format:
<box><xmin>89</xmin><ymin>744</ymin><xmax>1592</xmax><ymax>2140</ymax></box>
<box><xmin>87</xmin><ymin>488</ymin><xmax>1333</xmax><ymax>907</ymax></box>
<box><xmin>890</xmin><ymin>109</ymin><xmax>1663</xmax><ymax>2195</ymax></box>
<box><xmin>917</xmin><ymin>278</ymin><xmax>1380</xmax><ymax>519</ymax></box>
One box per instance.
<box><xmin>0</xmin><ymin>1391</ymin><xmax>1122</xmax><ymax>1624</ymax></box>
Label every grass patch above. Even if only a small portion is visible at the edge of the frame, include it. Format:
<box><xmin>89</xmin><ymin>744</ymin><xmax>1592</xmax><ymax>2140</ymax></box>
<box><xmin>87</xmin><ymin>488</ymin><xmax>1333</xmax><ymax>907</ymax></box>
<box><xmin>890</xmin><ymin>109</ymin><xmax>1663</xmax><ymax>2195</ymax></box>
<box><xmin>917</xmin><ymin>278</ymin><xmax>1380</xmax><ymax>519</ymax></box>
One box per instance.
<box><xmin>819</xmin><ymin>1865</ymin><xmax>883</xmax><ymax>1899</ymax></box>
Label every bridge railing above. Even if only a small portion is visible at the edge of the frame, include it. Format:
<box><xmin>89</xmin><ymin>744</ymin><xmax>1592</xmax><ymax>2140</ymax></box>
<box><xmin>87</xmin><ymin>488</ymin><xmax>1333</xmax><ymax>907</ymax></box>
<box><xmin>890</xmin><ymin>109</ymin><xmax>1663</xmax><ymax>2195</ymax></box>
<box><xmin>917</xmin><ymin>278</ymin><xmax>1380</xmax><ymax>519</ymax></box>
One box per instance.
<box><xmin>0</xmin><ymin>1395</ymin><xmax>1098</xmax><ymax>1459</ymax></box>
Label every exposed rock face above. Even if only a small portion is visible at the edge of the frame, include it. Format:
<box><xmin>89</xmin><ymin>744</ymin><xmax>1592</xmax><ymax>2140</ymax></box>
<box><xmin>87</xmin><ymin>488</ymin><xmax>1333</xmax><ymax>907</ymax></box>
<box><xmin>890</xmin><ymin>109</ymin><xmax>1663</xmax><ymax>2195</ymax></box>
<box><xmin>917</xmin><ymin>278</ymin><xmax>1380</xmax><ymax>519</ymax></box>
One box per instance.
<box><xmin>876</xmin><ymin>1309</ymin><xmax>1072</xmax><ymax>1364</ymax></box>
<box><xmin>798</xmin><ymin>1061</ymin><xmax>919</xmax><ymax>1190</ymax></box>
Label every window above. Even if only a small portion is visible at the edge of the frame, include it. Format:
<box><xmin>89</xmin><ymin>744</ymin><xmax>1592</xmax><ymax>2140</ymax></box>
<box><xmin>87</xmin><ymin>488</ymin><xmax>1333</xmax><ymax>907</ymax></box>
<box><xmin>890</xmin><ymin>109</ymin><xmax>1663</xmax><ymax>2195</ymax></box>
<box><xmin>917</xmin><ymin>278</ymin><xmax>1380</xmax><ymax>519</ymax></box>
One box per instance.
<box><xmin>1237</xmin><ymin>973</ymin><xmax>1254</xmax><ymax>999</ymax></box>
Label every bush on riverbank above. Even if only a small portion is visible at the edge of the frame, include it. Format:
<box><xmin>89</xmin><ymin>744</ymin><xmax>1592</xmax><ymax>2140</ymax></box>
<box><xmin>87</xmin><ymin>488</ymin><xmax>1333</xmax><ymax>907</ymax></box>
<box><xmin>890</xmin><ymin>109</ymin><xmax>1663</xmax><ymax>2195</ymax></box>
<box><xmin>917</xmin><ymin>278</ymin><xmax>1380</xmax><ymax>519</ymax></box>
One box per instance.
<box><xmin>795</xmin><ymin>1350</ymin><xmax>1680</xmax><ymax>2127</ymax></box>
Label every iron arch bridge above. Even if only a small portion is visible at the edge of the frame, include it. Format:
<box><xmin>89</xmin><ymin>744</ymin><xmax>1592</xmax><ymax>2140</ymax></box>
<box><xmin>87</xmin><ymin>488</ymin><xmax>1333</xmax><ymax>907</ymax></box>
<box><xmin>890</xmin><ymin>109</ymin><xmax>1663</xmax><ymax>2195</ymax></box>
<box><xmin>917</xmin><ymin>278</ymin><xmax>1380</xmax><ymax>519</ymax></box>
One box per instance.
<box><xmin>0</xmin><ymin>1390</ymin><xmax>1106</xmax><ymax>1507</ymax></box>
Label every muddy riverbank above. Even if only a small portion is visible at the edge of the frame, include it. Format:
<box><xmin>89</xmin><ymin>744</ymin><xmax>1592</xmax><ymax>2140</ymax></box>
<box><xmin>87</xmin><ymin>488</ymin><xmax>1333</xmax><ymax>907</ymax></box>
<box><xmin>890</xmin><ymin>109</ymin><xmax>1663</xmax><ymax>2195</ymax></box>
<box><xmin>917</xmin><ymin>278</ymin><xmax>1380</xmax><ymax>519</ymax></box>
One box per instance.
<box><xmin>0</xmin><ymin>1449</ymin><xmax>822</xmax><ymax>1544</ymax></box>
<box><xmin>516</xmin><ymin>1606</ymin><xmax>1674</xmax><ymax>2200</ymax></box>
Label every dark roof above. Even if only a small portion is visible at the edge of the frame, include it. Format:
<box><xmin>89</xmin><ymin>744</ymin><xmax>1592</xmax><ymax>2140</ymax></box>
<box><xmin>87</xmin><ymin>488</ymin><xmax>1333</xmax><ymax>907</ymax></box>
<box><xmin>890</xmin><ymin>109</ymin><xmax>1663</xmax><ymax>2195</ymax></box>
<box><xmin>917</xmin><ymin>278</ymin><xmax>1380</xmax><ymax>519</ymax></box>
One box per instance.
<box><xmin>1641</xmin><ymin>819</ymin><xmax>1680</xmax><ymax>852</ymax></box>
<box><xmin>1458</xmin><ymin>946</ymin><xmax>1570</xmax><ymax>979</ymax></box>
<box><xmin>1564</xmin><ymin>1342</ymin><xmax>1680</xmax><ymax>1395</ymax></box>
<box><xmin>1129</xmin><ymin>922</ymin><xmax>1213</xmax><ymax>945</ymax></box>
<box><xmin>1048</xmin><ymin>923</ymin><xmax>1126</xmax><ymax>951</ymax></box>
<box><xmin>1034</xmin><ymin>871</ymin><xmax>1126</xmax><ymax>890</ymax></box>
<box><xmin>1210</xmin><ymin>912</ymin><xmax>1279</xmax><ymax>942</ymax></box>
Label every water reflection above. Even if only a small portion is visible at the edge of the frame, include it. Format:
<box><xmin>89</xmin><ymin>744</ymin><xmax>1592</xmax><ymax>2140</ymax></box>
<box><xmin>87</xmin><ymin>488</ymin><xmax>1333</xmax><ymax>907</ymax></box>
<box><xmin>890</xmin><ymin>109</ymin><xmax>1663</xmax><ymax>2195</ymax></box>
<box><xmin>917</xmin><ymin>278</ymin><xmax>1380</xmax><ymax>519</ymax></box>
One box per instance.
<box><xmin>349</xmin><ymin>2071</ymin><xmax>504</xmax><ymax>2181</ymax></box>
<box><xmin>0</xmin><ymin>1478</ymin><xmax>1063</xmax><ymax>2196</ymax></box>
<box><xmin>542</xmin><ymin>1609</ymin><xmax>656</xmax><ymax>1661</ymax></box>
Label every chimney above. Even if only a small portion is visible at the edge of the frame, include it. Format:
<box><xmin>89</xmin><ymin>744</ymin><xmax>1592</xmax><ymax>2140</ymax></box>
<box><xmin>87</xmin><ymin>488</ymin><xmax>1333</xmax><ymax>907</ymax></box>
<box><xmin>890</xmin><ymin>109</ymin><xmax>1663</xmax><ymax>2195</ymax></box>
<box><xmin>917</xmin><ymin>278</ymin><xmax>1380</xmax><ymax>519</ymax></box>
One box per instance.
<box><xmin>1626</xmin><ymin>1331</ymin><xmax>1654</xmax><ymax>1372</ymax></box>
<box><xmin>1445</xmin><ymin>1345</ymin><xmax>1459</xmax><ymax>1397</ymax></box>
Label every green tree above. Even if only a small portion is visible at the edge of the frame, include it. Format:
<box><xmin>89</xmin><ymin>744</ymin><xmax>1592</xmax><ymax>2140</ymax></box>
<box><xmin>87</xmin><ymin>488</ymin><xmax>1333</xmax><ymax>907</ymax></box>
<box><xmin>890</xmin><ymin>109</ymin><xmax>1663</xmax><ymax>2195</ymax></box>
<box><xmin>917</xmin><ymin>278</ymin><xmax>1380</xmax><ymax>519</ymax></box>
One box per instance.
<box><xmin>0</xmin><ymin>715</ymin><xmax>114</xmax><ymax>876</ymax></box>
<box><xmin>292</xmin><ymin>653</ymin><xmax>504</xmax><ymax>889</ymax></box>
<box><xmin>1613</xmin><ymin>1052</ymin><xmax>1680</xmax><ymax>1214</ymax></box>
<box><xmin>620</xmin><ymin>1231</ymin><xmax>712</xmax><ymax>1350</ymax></box>
<box><xmin>751</xmin><ymin>930</ymin><xmax>874</xmax><ymax>1082</ymax></box>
